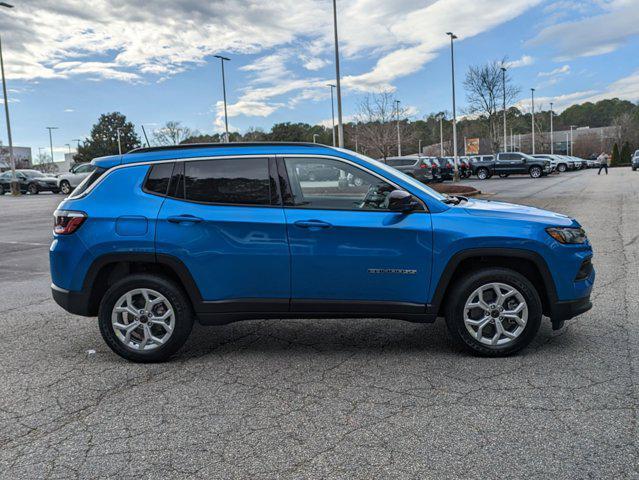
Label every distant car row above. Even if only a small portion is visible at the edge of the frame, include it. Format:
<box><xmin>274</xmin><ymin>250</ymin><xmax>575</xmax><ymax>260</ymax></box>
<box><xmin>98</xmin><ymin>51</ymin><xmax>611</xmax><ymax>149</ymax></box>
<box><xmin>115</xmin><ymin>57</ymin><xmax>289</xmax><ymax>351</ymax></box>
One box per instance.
<box><xmin>383</xmin><ymin>152</ymin><xmax>601</xmax><ymax>184</ymax></box>
<box><xmin>0</xmin><ymin>163</ymin><xmax>97</xmax><ymax>195</ymax></box>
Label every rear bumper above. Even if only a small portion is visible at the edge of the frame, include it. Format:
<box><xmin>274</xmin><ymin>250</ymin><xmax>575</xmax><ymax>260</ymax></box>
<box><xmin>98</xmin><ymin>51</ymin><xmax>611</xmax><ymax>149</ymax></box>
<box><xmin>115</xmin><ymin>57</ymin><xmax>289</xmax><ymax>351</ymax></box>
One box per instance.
<box><xmin>51</xmin><ymin>283</ymin><xmax>92</xmax><ymax>316</ymax></box>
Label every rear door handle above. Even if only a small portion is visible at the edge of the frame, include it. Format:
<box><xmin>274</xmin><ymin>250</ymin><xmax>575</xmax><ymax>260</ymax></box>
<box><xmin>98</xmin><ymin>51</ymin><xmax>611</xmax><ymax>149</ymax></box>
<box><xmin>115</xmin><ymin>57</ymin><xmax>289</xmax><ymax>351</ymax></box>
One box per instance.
<box><xmin>167</xmin><ymin>214</ymin><xmax>204</xmax><ymax>224</ymax></box>
<box><xmin>294</xmin><ymin>220</ymin><xmax>332</xmax><ymax>230</ymax></box>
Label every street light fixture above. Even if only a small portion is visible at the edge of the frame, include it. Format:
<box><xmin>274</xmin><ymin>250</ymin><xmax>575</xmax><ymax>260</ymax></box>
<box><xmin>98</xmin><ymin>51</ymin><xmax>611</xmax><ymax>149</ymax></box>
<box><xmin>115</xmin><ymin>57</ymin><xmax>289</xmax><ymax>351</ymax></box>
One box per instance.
<box><xmin>446</xmin><ymin>32</ymin><xmax>459</xmax><ymax>181</ymax></box>
<box><xmin>0</xmin><ymin>2</ymin><xmax>17</xmax><ymax>194</ymax></box>
<box><xmin>214</xmin><ymin>55</ymin><xmax>231</xmax><ymax>143</ymax></box>
<box><xmin>46</xmin><ymin>126</ymin><xmax>58</xmax><ymax>163</ymax></box>
<box><xmin>327</xmin><ymin>84</ymin><xmax>336</xmax><ymax>147</ymax></box>
<box><xmin>395</xmin><ymin>99</ymin><xmax>401</xmax><ymax>156</ymax></box>
<box><xmin>331</xmin><ymin>0</ymin><xmax>344</xmax><ymax>148</ymax></box>
<box><xmin>501</xmin><ymin>65</ymin><xmax>507</xmax><ymax>152</ymax></box>
<box><xmin>530</xmin><ymin>88</ymin><xmax>536</xmax><ymax>155</ymax></box>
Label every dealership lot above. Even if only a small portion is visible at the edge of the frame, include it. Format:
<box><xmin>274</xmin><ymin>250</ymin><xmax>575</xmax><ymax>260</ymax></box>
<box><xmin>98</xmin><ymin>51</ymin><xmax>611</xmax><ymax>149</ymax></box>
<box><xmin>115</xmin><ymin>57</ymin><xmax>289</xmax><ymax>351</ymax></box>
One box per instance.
<box><xmin>0</xmin><ymin>168</ymin><xmax>637</xmax><ymax>479</ymax></box>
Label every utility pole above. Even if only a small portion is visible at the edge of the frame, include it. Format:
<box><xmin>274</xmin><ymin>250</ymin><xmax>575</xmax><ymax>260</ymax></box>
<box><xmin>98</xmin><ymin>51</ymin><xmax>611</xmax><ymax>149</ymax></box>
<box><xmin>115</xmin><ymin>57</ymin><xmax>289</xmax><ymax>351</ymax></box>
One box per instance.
<box><xmin>327</xmin><ymin>84</ymin><xmax>336</xmax><ymax>147</ymax></box>
<box><xmin>439</xmin><ymin>115</ymin><xmax>444</xmax><ymax>157</ymax></box>
<box><xmin>331</xmin><ymin>0</ymin><xmax>344</xmax><ymax>148</ymax></box>
<box><xmin>446</xmin><ymin>32</ymin><xmax>459</xmax><ymax>181</ymax></box>
<box><xmin>510</xmin><ymin>128</ymin><xmax>513</xmax><ymax>153</ymax></box>
<box><xmin>549</xmin><ymin>102</ymin><xmax>554</xmax><ymax>154</ymax></box>
<box><xmin>214</xmin><ymin>55</ymin><xmax>230</xmax><ymax>142</ymax></box>
<box><xmin>570</xmin><ymin>125</ymin><xmax>576</xmax><ymax>156</ymax></box>
<box><xmin>395</xmin><ymin>99</ymin><xmax>401</xmax><ymax>156</ymax></box>
<box><xmin>46</xmin><ymin>127</ymin><xmax>58</xmax><ymax>162</ymax></box>
<box><xmin>418</xmin><ymin>139</ymin><xmax>422</xmax><ymax>155</ymax></box>
<box><xmin>116</xmin><ymin>127</ymin><xmax>125</xmax><ymax>155</ymax></box>
<box><xmin>501</xmin><ymin>66</ymin><xmax>507</xmax><ymax>152</ymax></box>
<box><xmin>0</xmin><ymin>2</ymin><xmax>17</xmax><ymax>195</ymax></box>
<box><xmin>355</xmin><ymin>123</ymin><xmax>359</xmax><ymax>152</ymax></box>
<box><xmin>530</xmin><ymin>88</ymin><xmax>536</xmax><ymax>154</ymax></box>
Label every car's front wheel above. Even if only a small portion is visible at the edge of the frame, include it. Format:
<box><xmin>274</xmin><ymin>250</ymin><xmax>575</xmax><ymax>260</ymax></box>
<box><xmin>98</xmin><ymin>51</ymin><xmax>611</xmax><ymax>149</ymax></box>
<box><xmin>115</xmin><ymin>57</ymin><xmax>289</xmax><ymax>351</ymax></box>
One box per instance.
<box><xmin>529</xmin><ymin>166</ymin><xmax>542</xmax><ymax>178</ymax></box>
<box><xmin>557</xmin><ymin>164</ymin><xmax>566</xmax><ymax>172</ymax></box>
<box><xmin>98</xmin><ymin>274</ymin><xmax>194</xmax><ymax>363</ymax></box>
<box><xmin>444</xmin><ymin>268</ymin><xmax>542</xmax><ymax>356</ymax></box>
<box><xmin>27</xmin><ymin>183</ymin><xmax>39</xmax><ymax>194</ymax></box>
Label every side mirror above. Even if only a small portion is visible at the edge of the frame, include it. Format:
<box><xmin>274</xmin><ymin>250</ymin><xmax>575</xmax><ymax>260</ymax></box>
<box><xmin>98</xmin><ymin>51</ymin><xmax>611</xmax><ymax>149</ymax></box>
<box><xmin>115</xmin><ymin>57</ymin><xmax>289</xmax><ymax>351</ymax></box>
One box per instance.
<box><xmin>388</xmin><ymin>190</ymin><xmax>418</xmax><ymax>213</ymax></box>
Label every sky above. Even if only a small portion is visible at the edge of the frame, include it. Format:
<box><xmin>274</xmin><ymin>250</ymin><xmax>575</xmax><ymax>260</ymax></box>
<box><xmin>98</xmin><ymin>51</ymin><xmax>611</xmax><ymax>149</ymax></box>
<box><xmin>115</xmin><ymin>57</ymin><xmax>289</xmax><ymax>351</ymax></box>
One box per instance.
<box><xmin>1</xmin><ymin>0</ymin><xmax>638</xmax><ymax>161</ymax></box>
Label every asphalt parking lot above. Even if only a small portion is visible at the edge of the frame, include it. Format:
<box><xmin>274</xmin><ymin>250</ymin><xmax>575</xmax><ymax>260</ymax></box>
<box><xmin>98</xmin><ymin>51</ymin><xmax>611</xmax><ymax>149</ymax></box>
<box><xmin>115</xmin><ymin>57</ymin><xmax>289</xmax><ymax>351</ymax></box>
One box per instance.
<box><xmin>1</xmin><ymin>168</ymin><xmax>638</xmax><ymax>479</ymax></box>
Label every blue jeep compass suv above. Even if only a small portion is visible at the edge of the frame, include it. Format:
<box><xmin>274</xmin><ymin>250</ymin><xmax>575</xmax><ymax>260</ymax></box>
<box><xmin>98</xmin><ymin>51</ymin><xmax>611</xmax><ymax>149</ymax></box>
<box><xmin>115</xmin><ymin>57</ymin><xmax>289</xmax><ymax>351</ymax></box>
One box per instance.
<box><xmin>50</xmin><ymin>143</ymin><xmax>594</xmax><ymax>362</ymax></box>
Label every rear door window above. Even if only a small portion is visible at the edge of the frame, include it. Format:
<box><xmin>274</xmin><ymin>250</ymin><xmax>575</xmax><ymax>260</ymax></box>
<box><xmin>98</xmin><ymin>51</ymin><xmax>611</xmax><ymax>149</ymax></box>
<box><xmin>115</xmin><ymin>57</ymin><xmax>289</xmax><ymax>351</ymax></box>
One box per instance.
<box><xmin>182</xmin><ymin>158</ymin><xmax>271</xmax><ymax>205</ymax></box>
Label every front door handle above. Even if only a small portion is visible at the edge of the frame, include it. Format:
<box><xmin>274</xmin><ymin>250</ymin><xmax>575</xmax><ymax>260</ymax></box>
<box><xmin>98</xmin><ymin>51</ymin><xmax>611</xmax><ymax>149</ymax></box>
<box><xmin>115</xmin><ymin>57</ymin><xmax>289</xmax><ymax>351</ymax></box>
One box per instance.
<box><xmin>294</xmin><ymin>219</ymin><xmax>332</xmax><ymax>230</ymax></box>
<box><xmin>167</xmin><ymin>214</ymin><xmax>204</xmax><ymax>224</ymax></box>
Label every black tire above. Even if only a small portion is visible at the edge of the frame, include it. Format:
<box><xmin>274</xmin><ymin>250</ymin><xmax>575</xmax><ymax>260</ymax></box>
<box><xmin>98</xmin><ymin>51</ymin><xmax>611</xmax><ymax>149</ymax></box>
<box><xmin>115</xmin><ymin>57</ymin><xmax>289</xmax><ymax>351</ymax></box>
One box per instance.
<box><xmin>476</xmin><ymin>167</ymin><xmax>489</xmax><ymax>180</ymax></box>
<box><xmin>98</xmin><ymin>274</ymin><xmax>194</xmax><ymax>363</ymax></box>
<box><xmin>529</xmin><ymin>166</ymin><xmax>542</xmax><ymax>178</ymax></box>
<box><xmin>0</xmin><ymin>184</ymin><xmax>4</xmax><ymax>195</ymax></box>
<box><xmin>60</xmin><ymin>180</ymin><xmax>72</xmax><ymax>195</ymax></box>
<box><xmin>444</xmin><ymin>267</ymin><xmax>542</xmax><ymax>356</ymax></box>
<box><xmin>557</xmin><ymin>164</ymin><xmax>566</xmax><ymax>172</ymax></box>
<box><xmin>27</xmin><ymin>183</ymin><xmax>39</xmax><ymax>194</ymax></box>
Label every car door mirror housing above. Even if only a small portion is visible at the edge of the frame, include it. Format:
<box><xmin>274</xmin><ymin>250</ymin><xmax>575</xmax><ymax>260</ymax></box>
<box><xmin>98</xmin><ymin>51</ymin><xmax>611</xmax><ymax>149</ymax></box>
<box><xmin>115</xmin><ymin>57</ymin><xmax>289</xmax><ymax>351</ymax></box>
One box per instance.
<box><xmin>388</xmin><ymin>190</ymin><xmax>418</xmax><ymax>213</ymax></box>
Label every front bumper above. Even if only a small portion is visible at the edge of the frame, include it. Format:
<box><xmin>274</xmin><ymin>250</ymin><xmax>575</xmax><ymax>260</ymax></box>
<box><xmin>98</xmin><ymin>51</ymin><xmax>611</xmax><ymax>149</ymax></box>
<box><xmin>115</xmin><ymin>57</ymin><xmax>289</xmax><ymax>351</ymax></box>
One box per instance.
<box><xmin>51</xmin><ymin>283</ymin><xmax>92</xmax><ymax>316</ymax></box>
<box><xmin>550</xmin><ymin>295</ymin><xmax>592</xmax><ymax>326</ymax></box>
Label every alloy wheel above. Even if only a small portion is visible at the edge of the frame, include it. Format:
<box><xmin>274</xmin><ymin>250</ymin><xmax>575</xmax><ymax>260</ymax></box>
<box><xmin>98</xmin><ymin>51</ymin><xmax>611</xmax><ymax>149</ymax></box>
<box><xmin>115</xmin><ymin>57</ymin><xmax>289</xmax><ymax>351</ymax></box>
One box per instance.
<box><xmin>463</xmin><ymin>282</ymin><xmax>528</xmax><ymax>346</ymax></box>
<box><xmin>61</xmin><ymin>181</ymin><xmax>71</xmax><ymax>195</ymax></box>
<box><xmin>111</xmin><ymin>288</ymin><xmax>175</xmax><ymax>351</ymax></box>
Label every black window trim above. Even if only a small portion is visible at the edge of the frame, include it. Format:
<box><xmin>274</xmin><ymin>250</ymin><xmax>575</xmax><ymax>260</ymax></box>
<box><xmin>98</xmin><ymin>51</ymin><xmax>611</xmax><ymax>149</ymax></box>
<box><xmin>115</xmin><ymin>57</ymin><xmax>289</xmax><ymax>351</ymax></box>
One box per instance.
<box><xmin>276</xmin><ymin>154</ymin><xmax>428</xmax><ymax>213</ymax></box>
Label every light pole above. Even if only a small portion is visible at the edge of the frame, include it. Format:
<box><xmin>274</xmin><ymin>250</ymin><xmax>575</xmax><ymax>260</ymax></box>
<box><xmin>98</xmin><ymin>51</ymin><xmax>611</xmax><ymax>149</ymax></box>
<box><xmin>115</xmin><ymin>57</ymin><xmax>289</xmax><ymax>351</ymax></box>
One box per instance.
<box><xmin>418</xmin><ymin>139</ymin><xmax>422</xmax><ymax>155</ymax></box>
<box><xmin>214</xmin><ymin>55</ymin><xmax>230</xmax><ymax>143</ymax></box>
<box><xmin>312</xmin><ymin>133</ymin><xmax>319</xmax><ymax>144</ymax></box>
<box><xmin>331</xmin><ymin>0</ymin><xmax>344</xmax><ymax>148</ymax></box>
<box><xmin>0</xmin><ymin>2</ymin><xmax>17</xmax><ymax>194</ymax></box>
<box><xmin>501</xmin><ymin>66</ymin><xmax>507</xmax><ymax>152</ymax></box>
<box><xmin>570</xmin><ymin>125</ymin><xmax>576</xmax><ymax>156</ymax></box>
<box><xmin>327</xmin><ymin>84</ymin><xmax>336</xmax><ymax>147</ymax></box>
<box><xmin>46</xmin><ymin>126</ymin><xmax>58</xmax><ymax>162</ymax></box>
<box><xmin>439</xmin><ymin>114</ymin><xmax>444</xmax><ymax>157</ymax></box>
<box><xmin>549</xmin><ymin>102</ymin><xmax>554</xmax><ymax>155</ymax></box>
<box><xmin>72</xmin><ymin>138</ymin><xmax>81</xmax><ymax>149</ymax></box>
<box><xmin>65</xmin><ymin>143</ymin><xmax>71</xmax><ymax>154</ymax></box>
<box><xmin>530</xmin><ymin>88</ymin><xmax>535</xmax><ymax>154</ymax></box>
<box><xmin>116</xmin><ymin>127</ymin><xmax>124</xmax><ymax>155</ymax></box>
<box><xmin>446</xmin><ymin>32</ymin><xmax>459</xmax><ymax>181</ymax></box>
<box><xmin>395</xmin><ymin>99</ymin><xmax>401</xmax><ymax>156</ymax></box>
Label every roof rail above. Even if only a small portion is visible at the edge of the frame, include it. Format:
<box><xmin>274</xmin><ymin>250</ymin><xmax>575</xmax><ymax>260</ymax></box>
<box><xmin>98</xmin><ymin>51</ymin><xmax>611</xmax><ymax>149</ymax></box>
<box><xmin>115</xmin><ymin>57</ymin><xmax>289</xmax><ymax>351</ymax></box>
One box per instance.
<box><xmin>127</xmin><ymin>141</ymin><xmax>327</xmax><ymax>155</ymax></box>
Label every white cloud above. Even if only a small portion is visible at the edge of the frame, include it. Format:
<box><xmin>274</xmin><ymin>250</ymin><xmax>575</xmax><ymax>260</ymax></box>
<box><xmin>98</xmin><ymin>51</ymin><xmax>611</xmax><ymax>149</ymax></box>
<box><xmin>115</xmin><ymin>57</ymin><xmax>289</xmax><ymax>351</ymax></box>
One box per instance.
<box><xmin>506</xmin><ymin>55</ymin><xmax>534</xmax><ymax>69</ymax></box>
<box><xmin>63</xmin><ymin>108</ymin><xmax>75</xmax><ymax>113</ymax></box>
<box><xmin>538</xmin><ymin>65</ymin><xmax>570</xmax><ymax>77</ymax></box>
<box><xmin>529</xmin><ymin>0</ymin><xmax>639</xmax><ymax>60</ymax></box>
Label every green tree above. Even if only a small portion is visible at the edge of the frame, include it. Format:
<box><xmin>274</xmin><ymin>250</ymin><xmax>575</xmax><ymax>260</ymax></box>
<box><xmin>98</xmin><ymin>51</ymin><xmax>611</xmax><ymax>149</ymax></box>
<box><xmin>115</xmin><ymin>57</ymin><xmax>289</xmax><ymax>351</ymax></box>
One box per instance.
<box><xmin>620</xmin><ymin>141</ymin><xmax>632</xmax><ymax>164</ymax></box>
<box><xmin>611</xmin><ymin>143</ymin><xmax>621</xmax><ymax>166</ymax></box>
<box><xmin>75</xmin><ymin>112</ymin><xmax>141</xmax><ymax>163</ymax></box>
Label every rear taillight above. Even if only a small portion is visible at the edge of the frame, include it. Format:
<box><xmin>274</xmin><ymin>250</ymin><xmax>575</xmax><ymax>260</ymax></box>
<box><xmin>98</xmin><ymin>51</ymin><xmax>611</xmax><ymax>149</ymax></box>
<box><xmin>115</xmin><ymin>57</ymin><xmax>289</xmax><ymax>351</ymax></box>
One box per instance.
<box><xmin>420</xmin><ymin>163</ymin><xmax>429</xmax><ymax>169</ymax></box>
<box><xmin>54</xmin><ymin>210</ymin><xmax>87</xmax><ymax>235</ymax></box>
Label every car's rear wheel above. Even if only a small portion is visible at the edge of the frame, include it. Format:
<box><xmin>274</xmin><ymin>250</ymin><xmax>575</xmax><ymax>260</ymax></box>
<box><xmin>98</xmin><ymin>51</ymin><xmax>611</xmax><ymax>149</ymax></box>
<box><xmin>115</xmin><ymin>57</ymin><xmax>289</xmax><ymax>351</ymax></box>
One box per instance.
<box><xmin>477</xmin><ymin>167</ymin><xmax>489</xmax><ymax>180</ymax></box>
<box><xmin>98</xmin><ymin>274</ymin><xmax>194</xmax><ymax>363</ymax></box>
<box><xmin>27</xmin><ymin>183</ymin><xmax>39</xmax><ymax>194</ymax></box>
<box><xmin>557</xmin><ymin>164</ymin><xmax>566</xmax><ymax>172</ymax></box>
<box><xmin>444</xmin><ymin>268</ymin><xmax>542</xmax><ymax>356</ymax></box>
<box><xmin>529</xmin><ymin>166</ymin><xmax>542</xmax><ymax>178</ymax></box>
<box><xmin>60</xmin><ymin>180</ymin><xmax>72</xmax><ymax>195</ymax></box>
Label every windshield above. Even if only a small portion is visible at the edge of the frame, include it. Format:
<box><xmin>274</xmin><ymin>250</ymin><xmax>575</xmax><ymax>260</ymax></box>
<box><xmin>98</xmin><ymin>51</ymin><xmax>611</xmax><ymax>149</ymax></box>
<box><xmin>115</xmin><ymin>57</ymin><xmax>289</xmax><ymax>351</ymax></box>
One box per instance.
<box><xmin>337</xmin><ymin>149</ymin><xmax>446</xmax><ymax>201</ymax></box>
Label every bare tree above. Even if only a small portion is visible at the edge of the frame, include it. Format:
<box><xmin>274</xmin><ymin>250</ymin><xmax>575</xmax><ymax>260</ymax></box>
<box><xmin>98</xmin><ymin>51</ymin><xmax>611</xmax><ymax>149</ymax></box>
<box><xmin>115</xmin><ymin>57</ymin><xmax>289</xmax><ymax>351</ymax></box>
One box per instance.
<box><xmin>355</xmin><ymin>92</ymin><xmax>414</xmax><ymax>160</ymax></box>
<box><xmin>153</xmin><ymin>121</ymin><xmax>194</xmax><ymax>146</ymax></box>
<box><xmin>463</xmin><ymin>58</ymin><xmax>520</xmax><ymax>153</ymax></box>
<box><xmin>612</xmin><ymin>113</ymin><xmax>639</xmax><ymax>151</ymax></box>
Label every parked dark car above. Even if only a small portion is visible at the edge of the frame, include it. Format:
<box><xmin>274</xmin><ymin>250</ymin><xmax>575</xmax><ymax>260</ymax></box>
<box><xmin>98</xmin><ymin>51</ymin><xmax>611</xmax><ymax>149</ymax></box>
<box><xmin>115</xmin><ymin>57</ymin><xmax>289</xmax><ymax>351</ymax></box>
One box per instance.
<box><xmin>632</xmin><ymin>150</ymin><xmax>639</xmax><ymax>171</ymax></box>
<box><xmin>385</xmin><ymin>156</ymin><xmax>435</xmax><ymax>184</ymax></box>
<box><xmin>472</xmin><ymin>152</ymin><xmax>552</xmax><ymax>179</ymax></box>
<box><xmin>0</xmin><ymin>169</ymin><xmax>60</xmax><ymax>194</ymax></box>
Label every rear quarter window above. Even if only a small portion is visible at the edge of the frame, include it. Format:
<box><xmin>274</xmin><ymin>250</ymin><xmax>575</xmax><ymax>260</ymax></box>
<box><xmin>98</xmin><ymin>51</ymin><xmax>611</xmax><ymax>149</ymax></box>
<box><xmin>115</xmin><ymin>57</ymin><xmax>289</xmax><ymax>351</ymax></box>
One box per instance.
<box><xmin>68</xmin><ymin>166</ymin><xmax>107</xmax><ymax>198</ymax></box>
<box><xmin>143</xmin><ymin>162</ymin><xmax>174</xmax><ymax>196</ymax></box>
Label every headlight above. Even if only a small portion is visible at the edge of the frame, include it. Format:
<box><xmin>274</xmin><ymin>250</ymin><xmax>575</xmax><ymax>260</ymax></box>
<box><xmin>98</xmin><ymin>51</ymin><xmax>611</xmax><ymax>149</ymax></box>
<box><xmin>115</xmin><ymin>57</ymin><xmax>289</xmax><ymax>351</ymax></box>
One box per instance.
<box><xmin>546</xmin><ymin>227</ymin><xmax>587</xmax><ymax>244</ymax></box>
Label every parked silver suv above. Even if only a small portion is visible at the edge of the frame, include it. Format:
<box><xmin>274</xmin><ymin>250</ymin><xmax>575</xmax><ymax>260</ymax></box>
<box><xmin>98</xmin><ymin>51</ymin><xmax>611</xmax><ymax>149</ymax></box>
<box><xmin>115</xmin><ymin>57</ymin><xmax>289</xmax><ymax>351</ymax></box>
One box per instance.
<box><xmin>57</xmin><ymin>163</ymin><xmax>96</xmax><ymax>195</ymax></box>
